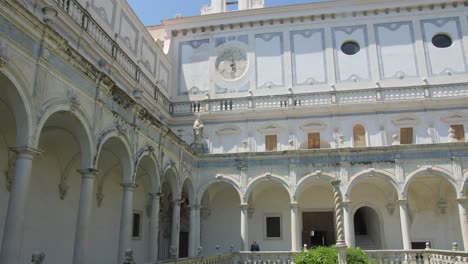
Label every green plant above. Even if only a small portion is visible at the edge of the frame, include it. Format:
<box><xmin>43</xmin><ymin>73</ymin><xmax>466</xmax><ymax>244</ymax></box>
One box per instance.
<box><xmin>294</xmin><ymin>246</ymin><xmax>370</xmax><ymax>264</ymax></box>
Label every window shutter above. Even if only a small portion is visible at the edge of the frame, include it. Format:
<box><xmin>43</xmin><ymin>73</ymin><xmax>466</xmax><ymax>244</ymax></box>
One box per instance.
<box><xmin>266</xmin><ymin>135</ymin><xmax>277</xmax><ymax>151</ymax></box>
<box><xmin>451</xmin><ymin>125</ymin><xmax>465</xmax><ymax>142</ymax></box>
<box><xmin>308</xmin><ymin>133</ymin><xmax>320</xmax><ymax>149</ymax></box>
<box><xmin>400</xmin><ymin>127</ymin><xmax>413</xmax><ymax>144</ymax></box>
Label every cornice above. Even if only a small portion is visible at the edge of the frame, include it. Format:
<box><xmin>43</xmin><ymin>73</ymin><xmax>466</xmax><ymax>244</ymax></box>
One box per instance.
<box><xmin>161</xmin><ymin>0</ymin><xmax>466</xmax><ymax>37</ymax></box>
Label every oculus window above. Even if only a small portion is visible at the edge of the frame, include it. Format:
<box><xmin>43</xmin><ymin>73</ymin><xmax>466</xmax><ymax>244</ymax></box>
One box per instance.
<box><xmin>264</xmin><ymin>214</ymin><xmax>282</xmax><ymax>239</ymax></box>
<box><xmin>341</xmin><ymin>41</ymin><xmax>360</xmax><ymax>55</ymax></box>
<box><xmin>432</xmin><ymin>34</ymin><xmax>452</xmax><ymax>48</ymax></box>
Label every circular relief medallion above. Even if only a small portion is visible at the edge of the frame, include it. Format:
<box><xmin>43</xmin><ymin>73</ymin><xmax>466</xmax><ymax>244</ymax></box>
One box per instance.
<box><xmin>215</xmin><ymin>47</ymin><xmax>248</xmax><ymax>80</ymax></box>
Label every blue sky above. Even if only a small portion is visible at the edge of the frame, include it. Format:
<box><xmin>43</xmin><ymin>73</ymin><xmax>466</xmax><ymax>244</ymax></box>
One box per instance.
<box><xmin>127</xmin><ymin>0</ymin><xmax>323</xmax><ymax>26</ymax></box>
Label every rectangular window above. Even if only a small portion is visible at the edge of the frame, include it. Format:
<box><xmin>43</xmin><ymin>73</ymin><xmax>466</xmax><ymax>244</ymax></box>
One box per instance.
<box><xmin>265</xmin><ymin>135</ymin><xmax>277</xmax><ymax>151</ymax></box>
<box><xmin>451</xmin><ymin>125</ymin><xmax>465</xmax><ymax>142</ymax></box>
<box><xmin>400</xmin><ymin>127</ymin><xmax>414</xmax><ymax>144</ymax></box>
<box><xmin>132</xmin><ymin>211</ymin><xmax>142</xmax><ymax>239</ymax></box>
<box><xmin>308</xmin><ymin>133</ymin><xmax>320</xmax><ymax>149</ymax></box>
<box><xmin>265</xmin><ymin>214</ymin><xmax>282</xmax><ymax>239</ymax></box>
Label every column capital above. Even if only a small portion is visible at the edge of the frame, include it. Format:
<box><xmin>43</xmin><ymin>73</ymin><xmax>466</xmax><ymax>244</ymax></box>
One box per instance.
<box><xmin>342</xmin><ymin>200</ymin><xmax>351</xmax><ymax>208</ymax></box>
<box><xmin>331</xmin><ymin>179</ymin><xmax>342</xmax><ymax>188</ymax></box>
<box><xmin>77</xmin><ymin>168</ymin><xmax>100</xmax><ymax>179</ymax></box>
<box><xmin>240</xmin><ymin>203</ymin><xmax>249</xmax><ymax>209</ymax></box>
<box><xmin>189</xmin><ymin>203</ymin><xmax>201</xmax><ymax>210</ymax></box>
<box><xmin>9</xmin><ymin>146</ymin><xmax>43</xmax><ymax>157</ymax></box>
<box><xmin>120</xmin><ymin>182</ymin><xmax>137</xmax><ymax>190</ymax></box>
<box><xmin>172</xmin><ymin>198</ymin><xmax>183</xmax><ymax>205</ymax></box>
<box><xmin>290</xmin><ymin>202</ymin><xmax>299</xmax><ymax>208</ymax></box>
<box><xmin>149</xmin><ymin>192</ymin><xmax>161</xmax><ymax>200</ymax></box>
<box><xmin>398</xmin><ymin>199</ymin><xmax>408</xmax><ymax>205</ymax></box>
<box><xmin>456</xmin><ymin>197</ymin><xmax>468</xmax><ymax>204</ymax></box>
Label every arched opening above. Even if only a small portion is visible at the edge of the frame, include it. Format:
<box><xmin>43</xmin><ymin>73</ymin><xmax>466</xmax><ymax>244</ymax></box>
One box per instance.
<box><xmin>248</xmin><ymin>180</ymin><xmax>291</xmax><ymax>251</ymax></box>
<box><xmin>297</xmin><ymin>178</ymin><xmax>335</xmax><ymax>249</ymax></box>
<box><xmin>200</xmin><ymin>181</ymin><xmax>241</xmax><ymax>255</ymax></box>
<box><xmin>347</xmin><ymin>174</ymin><xmax>398</xmax><ymax>249</ymax></box>
<box><xmin>179</xmin><ymin>178</ymin><xmax>194</xmax><ymax>258</ymax></box>
<box><xmin>353</xmin><ymin>207</ymin><xmax>382</xmax><ymax>250</ymax></box>
<box><xmin>353</xmin><ymin>124</ymin><xmax>367</xmax><ymax>147</ymax></box>
<box><xmin>22</xmin><ymin>110</ymin><xmax>92</xmax><ymax>263</ymax></box>
<box><xmin>0</xmin><ymin>72</ymin><xmax>29</xmax><ymax>254</ymax></box>
<box><xmin>89</xmin><ymin>136</ymin><xmax>132</xmax><ymax>263</ymax></box>
<box><xmin>133</xmin><ymin>155</ymin><xmax>159</xmax><ymax>263</ymax></box>
<box><xmin>158</xmin><ymin>168</ymin><xmax>179</xmax><ymax>260</ymax></box>
<box><xmin>405</xmin><ymin>173</ymin><xmax>461</xmax><ymax>250</ymax></box>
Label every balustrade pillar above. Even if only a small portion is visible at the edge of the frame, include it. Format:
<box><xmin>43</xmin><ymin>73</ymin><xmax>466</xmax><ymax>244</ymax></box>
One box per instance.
<box><xmin>170</xmin><ymin>199</ymin><xmax>182</xmax><ymax>258</ymax></box>
<box><xmin>343</xmin><ymin>201</ymin><xmax>355</xmax><ymax>248</ymax></box>
<box><xmin>149</xmin><ymin>193</ymin><xmax>161</xmax><ymax>262</ymax></box>
<box><xmin>189</xmin><ymin>203</ymin><xmax>201</xmax><ymax>257</ymax></box>
<box><xmin>73</xmin><ymin>168</ymin><xmax>99</xmax><ymax>264</ymax></box>
<box><xmin>456</xmin><ymin>197</ymin><xmax>468</xmax><ymax>251</ymax></box>
<box><xmin>332</xmin><ymin>180</ymin><xmax>347</xmax><ymax>264</ymax></box>
<box><xmin>240</xmin><ymin>203</ymin><xmax>249</xmax><ymax>251</ymax></box>
<box><xmin>398</xmin><ymin>199</ymin><xmax>412</xmax><ymax>250</ymax></box>
<box><xmin>290</xmin><ymin>202</ymin><xmax>300</xmax><ymax>251</ymax></box>
<box><xmin>0</xmin><ymin>147</ymin><xmax>42</xmax><ymax>264</ymax></box>
<box><xmin>118</xmin><ymin>182</ymin><xmax>137</xmax><ymax>263</ymax></box>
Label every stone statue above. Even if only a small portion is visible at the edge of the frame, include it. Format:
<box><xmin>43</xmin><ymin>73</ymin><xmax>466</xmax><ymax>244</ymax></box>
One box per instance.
<box><xmin>193</xmin><ymin>116</ymin><xmax>204</xmax><ymax>143</ymax></box>
<box><xmin>191</xmin><ymin>116</ymin><xmax>208</xmax><ymax>153</ymax></box>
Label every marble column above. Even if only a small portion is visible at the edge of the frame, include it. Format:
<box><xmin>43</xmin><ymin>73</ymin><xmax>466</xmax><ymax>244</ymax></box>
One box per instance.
<box><xmin>189</xmin><ymin>203</ymin><xmax>200</xmax><ymax>257</ymax></box>
<box><xmin>398</xmin><ymin>199</ymin><xmax>412</xmax><ymax>250</ymax></box>
<box><xmin>343</xmin><ymin>201</ymin><xmax>355</xmax><ymax>248</ymax></box>
<box><xmin>332</xmin><ymin>180</ymin><xmax>347</xmax><ymax>264</ymax></box>
<box><xmin>456</xmin><ymin>197</ymin><xmax>468</xmax><ymax>251</ymax></box>
<box><xmin>0</xmin><ymin>147</ymin><xmax>42</xmax><ymax>264</ymax></box>
<box><xmin>240</xmin><ymin>203</ymin><xmax>249</xmax><ymax>251</ymax></box>
<box><xmin>149</xmin><ymin>193</ymin><xmax>161</xmax><ymax>262</ymax></box>
<box><xmin>170</xmin><ymin>199</ymin><xmax>181</xmax><ymax>259</ymax></box>
<box><xmin>73</xmin><ymin>168</ymin><xmax>99</xmax><ymax>264</ymax></box>
<box><xmin>290</xmin><ymin>202</ymin><xmax>300</xmax><ymax>251</ymax></box>
<box><xmin>118</xmin><ymin>182</ymin><xmax>137</xmax><ymax>263</ymax></box>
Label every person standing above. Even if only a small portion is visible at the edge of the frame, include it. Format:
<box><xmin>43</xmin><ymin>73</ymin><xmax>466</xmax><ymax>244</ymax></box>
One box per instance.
<box><xmin>250</xmin><ymin>240</ymin><xmax>260</xmax><ymax>251</ymax></box>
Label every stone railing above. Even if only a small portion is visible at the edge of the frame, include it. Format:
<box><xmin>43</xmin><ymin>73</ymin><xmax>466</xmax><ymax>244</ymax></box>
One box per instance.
<box><xmin>157</xmin><ymin>254</ymin><xmax>234</xmax><ymax>264</ymax></box>
<box><xmin>172</xmin><ymin>84</ymin><xmax>468</xmax><ymax>115</ymax></box>
<box><xmin>365</xmin><ymin>247</ymin><xmax>468</xmax><ymax>264</ymax></box>
<box><xmin>232</xmin><ymin>251</ymin><xmax>298</xmax><ymax>264</ymax></box>
<box><xmin>51</xmin><ymin>0</ymin><xmax>171</xmax><ymax>114</ymax></box>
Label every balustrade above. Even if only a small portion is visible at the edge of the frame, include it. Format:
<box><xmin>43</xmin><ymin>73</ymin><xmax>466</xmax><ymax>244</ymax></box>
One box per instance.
<box><xmin>50</xmin><ymin>0</ymin><xmax>171</xmax><ymax>114</ymax></box>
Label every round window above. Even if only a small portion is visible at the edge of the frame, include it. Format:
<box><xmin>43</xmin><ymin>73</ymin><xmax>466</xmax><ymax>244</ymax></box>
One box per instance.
<box><xmin>341</xmin><ymin>41</ymin><xmax>360</xmax><ymax>55</ymax></box>
<box><xmin>432</xmin><ymin>34</ymin><xmax>452</xmax><ymax>48</ymax></box>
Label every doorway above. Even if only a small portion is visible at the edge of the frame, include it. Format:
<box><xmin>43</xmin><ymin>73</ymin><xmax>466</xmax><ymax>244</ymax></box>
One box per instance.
<box><xmin>179</xmin><ymin>232</ymin><xmax>189</xmax><ymax>258</ymax></box>
<box><xmin>354</xmin><ymin>207</ymin><xmax>382</xmax><ymax>249</ymax></box>
<box><xmin>302</xmin><ymin>212</ymin><xmax>335</xmax><ymax>248</ymax></box>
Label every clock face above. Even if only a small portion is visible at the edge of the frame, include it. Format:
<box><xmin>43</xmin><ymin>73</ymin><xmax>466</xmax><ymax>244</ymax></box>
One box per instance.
<box><xmin>215</xmin><ymin>47</ymin><xmax>248</xmax><ymax>80</ymax></box>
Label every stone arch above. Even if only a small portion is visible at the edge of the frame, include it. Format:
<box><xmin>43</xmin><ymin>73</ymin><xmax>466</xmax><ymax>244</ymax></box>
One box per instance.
<box><xmin>351</xmin><ymin>203</ymin><xmax>385</xmax><ymax>249</ymax></box>
<box><xmin>181</xmin><ymin>177</ymin><xmax>195</xmax><ymax>204</ymax></box>
<box><xmin>0</xmin><ymin>69</ymin><xmax>33</xmax><ymax>146</ymax></box>
<box><xmin>462</xmin><ymin>172</ymin><xmax>468</xmax><ymax>197</ymax></box>
<box><xmin>346</xmin><ymin>169</ymin><xmax>400</xmax><ymax>197</ymax></box>
<box><xmin>294</xmin><ymin>171</ymin><xmax>337</xmax><ymax>200</ymax></box>
<box><xmin>161</xmin><ymin>165</ymin><xmax>180</xmax><ymax>198</ymax></box>
<box><xmin>244</xmin><ymin>173</ymin><xmax>291</xmax><ymax>203</ymax></box>
<box><xmin>403</xmin><ymin>167</ymin><xmax>458</xmax><ymax>197</ymax></box>
<box><xmin>134</xmin><ymin>150</ymin><xmax>160</xmax><ymax>193</ymax></box>
<box><xmin>197</xmin><ymin>176</ymin><xmax>242</xmax><ymax>204</ymax></box>
<box><xmin>95</xmin><ymin>130</ymin><xmax>134</xmax><ymax>183</ymax></box>
<box><xmin>36</xmin><ymin>103</ymin><xmax>94</xmax><ymax>168</ymax></box>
